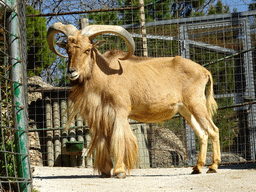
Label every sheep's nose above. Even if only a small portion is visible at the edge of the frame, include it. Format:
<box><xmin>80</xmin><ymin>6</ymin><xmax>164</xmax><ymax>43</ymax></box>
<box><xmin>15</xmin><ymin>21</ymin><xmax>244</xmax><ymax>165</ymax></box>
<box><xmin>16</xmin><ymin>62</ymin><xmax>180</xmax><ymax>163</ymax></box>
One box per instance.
<box><xmin>68</xmin><ymin>67</ymin><xmax>76</xmax><ymax>74</ymax></box>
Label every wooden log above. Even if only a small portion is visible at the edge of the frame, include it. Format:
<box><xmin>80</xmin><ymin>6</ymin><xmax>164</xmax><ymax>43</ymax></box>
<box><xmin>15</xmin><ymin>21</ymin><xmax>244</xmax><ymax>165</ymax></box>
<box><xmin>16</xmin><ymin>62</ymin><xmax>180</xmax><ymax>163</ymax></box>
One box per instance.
<box><xmin>84</xmin><ymin>122</ymin><xmax>93</xmax><ymax>168</ymax></box>
<box><xmin>46</xmin><ymin>97</ymin><xmax>54</xmax><ymax>167</ymax></box>
<box><xmin>139</xmin><ymin>0</ymin><xmax>148</xmax><ymax>57</ymax></box>
<box><xmin>61</xmin><ymin>99</ymin><xmax>69</xmax><ymax>166</ymax></box>
<box><xmin>53</xmin><ymin>100</ymin><xmax>61</xmax><ymax>166</ymax></box>
<box><xmin>76</xmin><ymin>115</ymin><xmax>85</xmax><ymax>167</ymax></box>
<box><xmin>69</xmin><ymin>102</ymin><xmax>77</xmax><ymax>167</ymax></box>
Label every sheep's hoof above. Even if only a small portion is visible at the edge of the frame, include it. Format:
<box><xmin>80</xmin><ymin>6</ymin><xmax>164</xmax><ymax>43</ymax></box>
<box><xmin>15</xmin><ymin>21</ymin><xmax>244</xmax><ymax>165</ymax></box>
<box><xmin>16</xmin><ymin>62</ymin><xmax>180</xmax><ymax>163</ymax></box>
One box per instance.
<box><xmin>114</xmin><ymin>172</ymin><xmax>126</xmax><ymax>179</ymax></box>
<box><xmin>191</xmin><ymin>170</ymin><xmax>201</xmax><ymax>174</ymax></box>
<box><xmin>207</xmin><ymin>169</ymin><xmax>217</xmax><ymax>173</ymax></box>
<box><xmin>99</xmin><ymin>172</ymin><xmax>111</xmax><ymax>178</ymax></box>
<box><xmin>191</xmin><ymin>167</ymin><xmax>201</xmax><ymax>174</ymax></box>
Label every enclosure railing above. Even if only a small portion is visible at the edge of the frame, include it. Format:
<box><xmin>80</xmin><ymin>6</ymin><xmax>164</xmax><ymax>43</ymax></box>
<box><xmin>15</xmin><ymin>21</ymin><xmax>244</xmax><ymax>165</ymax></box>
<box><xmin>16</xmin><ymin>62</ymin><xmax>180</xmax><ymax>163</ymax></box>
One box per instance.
<box><xmin>0</xmin><ymin>0</ymin><xmax>32</xmax><ymax>191</ymax></box>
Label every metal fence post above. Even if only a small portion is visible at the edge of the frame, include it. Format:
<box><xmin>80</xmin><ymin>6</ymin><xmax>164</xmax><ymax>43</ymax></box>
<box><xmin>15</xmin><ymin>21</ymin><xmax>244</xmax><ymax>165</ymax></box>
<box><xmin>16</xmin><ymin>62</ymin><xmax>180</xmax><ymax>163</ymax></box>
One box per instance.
<box><xmin>179</xmin><ymin>25</ymin><xmax>197</xmax><ymax>166</ymax></box>
<box><xmin>8</xmin><ymin>0</ymin><xmax>32</xmax><ymax>191</ymax></box>
<box><xmin>242</xmin><ymin>18</ymin><xmax>256</xmax><ymax>161</ymax></box>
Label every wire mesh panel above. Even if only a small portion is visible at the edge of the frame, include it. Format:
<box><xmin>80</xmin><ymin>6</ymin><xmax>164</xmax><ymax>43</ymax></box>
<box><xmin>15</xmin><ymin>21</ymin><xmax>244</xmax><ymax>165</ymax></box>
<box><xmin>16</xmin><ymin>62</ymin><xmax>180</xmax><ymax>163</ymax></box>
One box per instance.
<box><xmin>25</xmin><ymin>0</ymin><xmax>256</xmax><ymax>171</ymax></box>
<box><xmin>0</xmin><ymin>0</ymin><xmax>32</xmax><ymax>191</ymax></box>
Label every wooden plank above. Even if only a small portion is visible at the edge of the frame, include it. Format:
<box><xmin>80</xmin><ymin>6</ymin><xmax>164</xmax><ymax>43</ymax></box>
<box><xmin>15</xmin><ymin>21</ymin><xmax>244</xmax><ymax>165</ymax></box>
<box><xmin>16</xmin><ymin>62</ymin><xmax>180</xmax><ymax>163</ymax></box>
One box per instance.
<box><xmin>46</xmin><ymin>97</ymin><xmax>54</xmax><ymax>167</ymax></box>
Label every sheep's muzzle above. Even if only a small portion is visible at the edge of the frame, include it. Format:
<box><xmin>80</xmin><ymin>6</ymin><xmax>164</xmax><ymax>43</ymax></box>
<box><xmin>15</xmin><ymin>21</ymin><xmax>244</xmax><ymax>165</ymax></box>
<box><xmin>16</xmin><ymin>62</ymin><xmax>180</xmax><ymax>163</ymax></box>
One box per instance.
<box><xmin>68</xmin><ymin>67</ymin><xmax>79</xmax><ymax>81</ymax></box>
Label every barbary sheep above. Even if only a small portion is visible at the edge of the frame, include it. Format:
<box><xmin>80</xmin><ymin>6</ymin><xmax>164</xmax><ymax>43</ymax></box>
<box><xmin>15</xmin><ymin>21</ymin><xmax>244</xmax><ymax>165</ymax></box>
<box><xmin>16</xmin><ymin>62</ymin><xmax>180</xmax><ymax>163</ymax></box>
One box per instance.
<box><xmin>47</xmin><ymin>22</ymin><xmax>221</xmax><ymax>179</ymax></box>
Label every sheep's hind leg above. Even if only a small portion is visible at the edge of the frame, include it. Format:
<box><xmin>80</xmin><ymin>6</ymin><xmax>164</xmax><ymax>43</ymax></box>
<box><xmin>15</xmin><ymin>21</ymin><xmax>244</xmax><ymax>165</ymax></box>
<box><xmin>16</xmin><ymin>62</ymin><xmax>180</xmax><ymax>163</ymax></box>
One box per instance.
<box><xmin>206</xmin><ymin>119</ymin><xmax>221</xmax><ymax>173</ymax></box>
<box><xmin>179</xmin><ymin>106</ymin><xmax>208</xmax><ymax>174</ymax></box>
<box><xmin>185</xmin><ymin>103</ymin><xmax>221</xmax><ymax>174</ymax></box>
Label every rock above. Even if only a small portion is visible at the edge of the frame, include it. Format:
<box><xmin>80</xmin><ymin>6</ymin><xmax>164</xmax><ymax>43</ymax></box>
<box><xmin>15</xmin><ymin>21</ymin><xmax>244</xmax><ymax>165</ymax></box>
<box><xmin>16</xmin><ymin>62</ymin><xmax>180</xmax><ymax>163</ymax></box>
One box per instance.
<box><xmin>27</xmin><ymin>76</ymin><xmax>53</xmax><ymax>104</ymax></box>
<box><xmin>149</xmin><ymin>127</ymin><xmax>187</xmax><ymax>168</ymax></box>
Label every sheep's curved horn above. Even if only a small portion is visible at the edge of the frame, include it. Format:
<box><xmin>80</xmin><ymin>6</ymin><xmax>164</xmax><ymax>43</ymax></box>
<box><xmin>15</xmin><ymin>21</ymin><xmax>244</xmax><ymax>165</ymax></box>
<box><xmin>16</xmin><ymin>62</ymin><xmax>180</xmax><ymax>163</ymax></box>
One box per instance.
<box><xmin>82</xmin><ymin>25</ymin><xmax>135</xmax><ymax>60</ymax></box>
<box><xmin>47</xmin><ymin>22</ymin><xmax>78</xmax><ymax>58</ymax></box>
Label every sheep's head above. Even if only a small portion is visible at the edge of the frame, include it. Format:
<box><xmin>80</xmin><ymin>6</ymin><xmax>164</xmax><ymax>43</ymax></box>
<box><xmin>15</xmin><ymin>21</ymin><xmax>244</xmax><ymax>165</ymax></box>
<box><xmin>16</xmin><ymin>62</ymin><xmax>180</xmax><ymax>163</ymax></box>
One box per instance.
<box><xmin>47</xmin><ymin>22</ymin><xmax>135</xmax><ymax>82</ymax></box>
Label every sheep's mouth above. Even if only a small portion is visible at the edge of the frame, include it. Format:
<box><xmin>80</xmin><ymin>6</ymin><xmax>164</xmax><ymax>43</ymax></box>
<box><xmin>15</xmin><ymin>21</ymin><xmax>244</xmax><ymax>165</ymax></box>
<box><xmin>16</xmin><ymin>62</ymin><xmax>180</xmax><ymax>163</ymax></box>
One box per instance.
<box><xmin>68</xmin><ymin>72</ymin><xmax>79</xmax><ymax>80</ymax></box>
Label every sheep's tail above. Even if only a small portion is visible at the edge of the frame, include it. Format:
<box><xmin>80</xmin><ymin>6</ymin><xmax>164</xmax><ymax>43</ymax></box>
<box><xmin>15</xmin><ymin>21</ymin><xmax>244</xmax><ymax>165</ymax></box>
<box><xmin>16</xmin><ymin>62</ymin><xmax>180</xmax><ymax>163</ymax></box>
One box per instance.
<box><xmin>206</xmin><ymin>73</ymin><xmax>218</xmax><ymax>117</ymax></box>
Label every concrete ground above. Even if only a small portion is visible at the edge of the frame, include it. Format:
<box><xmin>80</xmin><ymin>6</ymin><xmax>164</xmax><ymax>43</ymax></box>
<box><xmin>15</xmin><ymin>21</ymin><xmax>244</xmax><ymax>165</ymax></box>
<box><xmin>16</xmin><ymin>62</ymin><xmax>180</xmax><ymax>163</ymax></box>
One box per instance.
<box><xmin>32</xmin><ymin>165</ymin><xmax>256</xmax><ymax>192</ymax></box>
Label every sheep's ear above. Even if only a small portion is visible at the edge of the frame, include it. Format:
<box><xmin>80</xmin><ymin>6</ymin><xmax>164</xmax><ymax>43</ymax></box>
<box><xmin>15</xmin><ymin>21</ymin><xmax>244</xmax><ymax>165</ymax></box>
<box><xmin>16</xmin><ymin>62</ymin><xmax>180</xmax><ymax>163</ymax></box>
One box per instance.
<box><xmin>92</xmin><ymin>40</ymin><xmax>105</xmax><ymax>48</ymax></box>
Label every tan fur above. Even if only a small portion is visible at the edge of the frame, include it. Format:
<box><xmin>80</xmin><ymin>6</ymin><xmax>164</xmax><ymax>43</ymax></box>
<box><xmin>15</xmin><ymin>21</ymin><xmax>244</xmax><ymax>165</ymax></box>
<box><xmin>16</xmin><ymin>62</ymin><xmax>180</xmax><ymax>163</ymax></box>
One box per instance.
<box><xmin>66</xmin><ymin>31</ymin><xmax>221</xmax><ymax>177</ymax></box>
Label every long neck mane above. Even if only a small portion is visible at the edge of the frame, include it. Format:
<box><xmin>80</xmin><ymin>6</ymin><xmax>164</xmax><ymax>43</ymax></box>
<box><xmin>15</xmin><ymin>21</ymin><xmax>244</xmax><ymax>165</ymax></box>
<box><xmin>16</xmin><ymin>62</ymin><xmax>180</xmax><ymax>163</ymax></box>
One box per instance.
<box><xmin>66</xmin><ymin>48</ymin><xmax>113</xmax><ymax>128</ymax></box>
<box><xmin>67</xmin><ymin>48</ymin><xmax>138</xmax><ymax>172</ymax></box>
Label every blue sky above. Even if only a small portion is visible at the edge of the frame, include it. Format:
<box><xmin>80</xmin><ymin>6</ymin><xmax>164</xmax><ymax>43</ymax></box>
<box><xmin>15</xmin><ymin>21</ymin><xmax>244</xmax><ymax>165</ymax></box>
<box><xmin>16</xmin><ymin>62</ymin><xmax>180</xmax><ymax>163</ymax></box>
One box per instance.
<box><xmin>223</xmin><ymin>0</ymin><xmax>252</xmax><ymax>12</ymax></box>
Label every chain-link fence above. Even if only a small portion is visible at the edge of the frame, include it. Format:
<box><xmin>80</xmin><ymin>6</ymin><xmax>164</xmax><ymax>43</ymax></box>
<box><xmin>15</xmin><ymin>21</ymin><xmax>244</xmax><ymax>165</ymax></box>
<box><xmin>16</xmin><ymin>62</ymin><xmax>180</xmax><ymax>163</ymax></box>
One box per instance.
<box><xmin>0</xmin><ymin>0</ymin><xmax>32</xmax><ymax>191</ymax></box>
<box><xmin>2</xmin><ymin>1</ymin><xmax>256</xmax><ymax>184</ymax></box>
<box><xmin>25</xmin><ymin>0</ymin><xmax>256</xmax><ymax>170</ymax></box>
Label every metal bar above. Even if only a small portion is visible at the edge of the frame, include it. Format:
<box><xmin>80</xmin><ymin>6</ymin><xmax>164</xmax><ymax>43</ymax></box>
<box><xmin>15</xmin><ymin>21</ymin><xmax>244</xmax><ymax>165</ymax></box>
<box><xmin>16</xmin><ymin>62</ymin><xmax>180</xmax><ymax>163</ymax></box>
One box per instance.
<box><xmin>8</xmin><ymin>0</ymin><xmax>31</xmax><ymax>191</ymax></box>
<box><xmin>203</xmin><ymin>47</ymin><xmax>256</xmax><ymax>67</ymax></box>
<box><xmin>0</xmin><ymin>71</ymin><xmax>23</xmax><ymax>84</ymax></box>
<box><xmin>0</xmin><ymin>150</ymin><xmax>28</xmax><ymax>156</ymax></box>
<box><xmin>28</xmin><ymin>87</ymin><xmax>72</xmax><ymax>92</ymax></box>
<box><xmin>0</xmin><ymin>0</ymin><xmax>14</xmax><ymax>12</ymax></box>
<box><xmin>179</xmin><ymin>25</ymin><xmax>197</xmax><ymax>166</ymax></box>
<box><xmin>122</xmin><ymin>10</ymin><xmax>256</xmax><ymax>29</ymax></box>
<box><xmin>26</xmin><ymin>6</ymin><xmax>140</xmax><ymax>17</ymax></box>
<box><xmin>26</xmin><ymin>121</ymin><xmax>147</xmax><ymax>132</ymax></box>
<box><xmin>188</xmin><ymin>39</ymin><xmax>236</xmax><ymax>54</ymax></box>
<box><xmin>131</xmin><ymin>33</ymin><xmax>177</xmax><ymax>41</ymax></box>
<box><xmin>242</xmin><ymin>18</ymin><xmax>256</xmax><ymax>161</ymax></box>
<box><xmin>242</xmin><ymin>19</ymin><xmax>255</xmax><ymax>100</ymax></box>
<box><xmin>109</xmin><ymin>32</ymin><xmax>236</xmax><ymax>55</ymax></box>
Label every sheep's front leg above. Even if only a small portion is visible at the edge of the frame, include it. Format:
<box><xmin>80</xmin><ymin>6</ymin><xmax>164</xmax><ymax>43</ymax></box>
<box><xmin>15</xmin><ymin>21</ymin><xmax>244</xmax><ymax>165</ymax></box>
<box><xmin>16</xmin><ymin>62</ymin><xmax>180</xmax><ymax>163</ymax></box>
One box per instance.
<box><xmin>111</xmin><ymin>112</ymin><xmax>138</xmax><ymax>179</ymax></box>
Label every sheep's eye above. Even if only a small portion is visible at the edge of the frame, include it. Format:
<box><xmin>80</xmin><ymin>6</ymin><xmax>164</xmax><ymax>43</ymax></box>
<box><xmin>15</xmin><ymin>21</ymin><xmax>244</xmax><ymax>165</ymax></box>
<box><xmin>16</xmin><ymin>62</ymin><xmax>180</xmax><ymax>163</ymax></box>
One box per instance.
<box><xmin>85</xmin><ymin>49</ymin><xmax>91</xmax><ymax>54</ymax></box>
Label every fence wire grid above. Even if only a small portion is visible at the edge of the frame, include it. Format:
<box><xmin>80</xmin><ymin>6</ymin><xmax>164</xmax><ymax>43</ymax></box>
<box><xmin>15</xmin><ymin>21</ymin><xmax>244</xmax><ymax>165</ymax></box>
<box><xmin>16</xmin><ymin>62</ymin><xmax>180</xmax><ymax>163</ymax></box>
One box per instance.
<box><xmin>0</xmin><ymin>0</ymin><xmax>32</xmax><ymax>192</ymax></box>
<box><xmin>1</xmin><ymin>0</ymin><xmax>256</xmax><ymax>190</ymax></box>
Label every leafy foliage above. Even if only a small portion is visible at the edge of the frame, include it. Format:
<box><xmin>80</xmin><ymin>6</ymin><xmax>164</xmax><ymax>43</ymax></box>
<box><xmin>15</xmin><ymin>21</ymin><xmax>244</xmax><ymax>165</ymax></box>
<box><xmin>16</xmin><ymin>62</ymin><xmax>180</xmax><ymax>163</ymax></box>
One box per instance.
<box><xmin>207</xmin><ymin>0</ymin><xmax>229</xmax><ymax>15</ymax></box>
<box><xmin>0</xmin><ymin>11</ymin><xmax>16</xmax><ymax>181</ymax></box>
<box><xmin>52</xmin><ymin>57</ymin><xmax>70</xmax><ymax>86</ymax></box>
<box><xmin>26</xmin><ymin>5</ymin><xmax>56</xmax><ymax>76</ymax></box>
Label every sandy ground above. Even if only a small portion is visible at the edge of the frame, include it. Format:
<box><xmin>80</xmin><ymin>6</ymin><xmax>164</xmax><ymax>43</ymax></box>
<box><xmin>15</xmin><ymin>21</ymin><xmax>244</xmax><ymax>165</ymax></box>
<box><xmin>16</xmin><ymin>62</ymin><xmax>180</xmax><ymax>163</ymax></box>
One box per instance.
<box><xmin>32</xmin><ymin>166</ymin><xmax>256</xmax><ymax>192</ymax></box>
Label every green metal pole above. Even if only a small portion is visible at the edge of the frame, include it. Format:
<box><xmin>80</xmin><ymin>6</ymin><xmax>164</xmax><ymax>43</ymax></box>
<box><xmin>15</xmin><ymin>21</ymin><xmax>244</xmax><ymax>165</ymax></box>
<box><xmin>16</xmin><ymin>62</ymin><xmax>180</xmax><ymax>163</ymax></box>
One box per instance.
<box><xmin>8</xmin><ymin>0</ymin><xmax>32</xmax><ymax>191</ymax></box>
